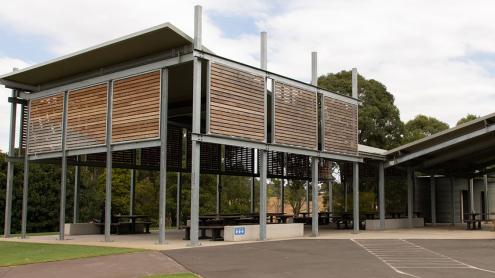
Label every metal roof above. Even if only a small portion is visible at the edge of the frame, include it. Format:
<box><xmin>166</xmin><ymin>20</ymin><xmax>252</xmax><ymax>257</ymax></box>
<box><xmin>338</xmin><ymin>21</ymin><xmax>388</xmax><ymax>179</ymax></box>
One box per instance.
<box><xmin>0</xmin><ymin>23</ymin><xmax>197</xmax><ymax>89</ymax></box>
<box><xmin>386</xmin><ymin>112</ymin><xmax>495</xmax><ymax>175</ymax></box>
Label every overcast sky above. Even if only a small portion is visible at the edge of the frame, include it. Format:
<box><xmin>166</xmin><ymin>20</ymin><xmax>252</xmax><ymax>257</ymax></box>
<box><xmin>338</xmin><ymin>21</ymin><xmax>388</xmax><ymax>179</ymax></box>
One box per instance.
<box><xmin>1</xmin><ymin>0</ymin><xmax>495</xmax><ymax>152</ymax></box>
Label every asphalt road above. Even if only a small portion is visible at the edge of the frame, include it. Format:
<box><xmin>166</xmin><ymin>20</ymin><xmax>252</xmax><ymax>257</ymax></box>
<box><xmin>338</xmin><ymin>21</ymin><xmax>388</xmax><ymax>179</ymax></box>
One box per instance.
<box><xmin>165</xmin><ymin>239</ymin><xmax>495</xmax><ymax>278</ymax></box>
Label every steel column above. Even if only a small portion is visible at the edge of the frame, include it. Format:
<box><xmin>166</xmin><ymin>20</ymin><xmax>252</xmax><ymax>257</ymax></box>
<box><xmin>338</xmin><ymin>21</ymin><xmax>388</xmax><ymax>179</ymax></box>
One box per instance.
<box><xmin>469</xmin><ymin>178</ymin><xmax>474</xmax><ymax>213</ymax></box>
<box><xmin>129</xmin><ymin>169</ymin><xmax>136</xmax><ymax>215</ymax></box>
<box><xmin>280</xmin><ymin>178</ymin><xmax>285</xmax><ymax>214</ymax></box>
<box><xmin>352</xmin><ymin>162</ymin><xmax>359</xmax><ymax>234</ymax></box>
<box><xmin>4</xmin><ymin>88</ymin><xmax>17</xmax><ymax>238</ymax></box>
<box><xmin>189</xmin><ymin>5</ymin><xmax>202</xmax><ymax>246</ymax></box>
<box><xmin>311</xmin><ymin>157</ymin><xmax>319</xmax><ymax>237</ymax></box>
<box><xmin>378</xmin><ymin>162</ymin><xmax>385</xmax><ymax>229</ymax></box>
<box><xmin>430</xmin><ymin>175</ymin><xmax>436</xmax><ymax>226</ymax></box>
<box><xmin>306</xmin><ymin>181</ymin><xmax>310</xmax><ymax>213</ymax></box>
<box><xmin>250</xmin><ymin>176</ymin><xmax>255</xmax><ymax>213</ymax></box>
<box><xmin>344</xmin><ymin>182</ymin><xmax>348</xmax><ymax>212</ymax></box>
<box><xmin>328</xmin><ymin>180</ymin><xmax>333</xmax><ymax>213</ymax></box>
<box><xmin>450</xmin><ymin>177</ymin><xmax>455</xmax><ymax>225</ymax></box>
<box><xmin>21</xmin><ymin>101</ymin><xmax>31</xmax><ymax>238</ymax></box>
<box><xmin>216</xmin><ymin>175</ymin><xmax>221</xmax><ymax>215</ymax></box>
<box><xmin>259</xmin><ymin>150</ymin><xmax>268</xmax><ymax>240</ymax></box>
<box><xmin>176</xmin><ymin>173</ymin><xmax>181</xmax><ymax>229</ymax></box>
<box><xmin>73</xmin><ymin>161</ymin><xmax>80</xmax><ymax>224</ymax></box>
<box><xmin>104</xmin><ymin>81</ymin><xmax>113</xmax><ymax>242</ymax></box>
<box><xmin>59</xmin><ymin>91</ymin><xmax>69</xmax><ymax>240</ymax></box>
<box><xmin>484</xmin><ymin>174</ymin><xmax>489</xmax><ymax>220</ymax></box>
<box><xmin>407</xmin><ymin>167</ymin><xmax>413</xmax><ymax>228</ymax></box>
<box><xmin>158</xmin><ymin>68</ymin><xmax>169</xmax><ymax>244</ymax></box>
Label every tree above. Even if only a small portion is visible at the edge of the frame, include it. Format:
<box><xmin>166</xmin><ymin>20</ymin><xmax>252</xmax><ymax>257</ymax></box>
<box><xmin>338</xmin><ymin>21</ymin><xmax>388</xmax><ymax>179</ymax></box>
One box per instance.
<box><xmin>403</xmin><ymin>115</ymin><xmax>449</xmax><ymax>144</ymax></box>
<box><xmin>318</xmin><ymin>71</ymin><xmax>404</xmax><ymax>150</ymax></box>
<box><xmin>284</xmin><ymin>180</ymin><xmax>306</xmax><ymax>215</ymax></box>
<box><xmin>456</xmin><ymin>114</ymin><xmax>479</xmax><ymax>126</ymax></box>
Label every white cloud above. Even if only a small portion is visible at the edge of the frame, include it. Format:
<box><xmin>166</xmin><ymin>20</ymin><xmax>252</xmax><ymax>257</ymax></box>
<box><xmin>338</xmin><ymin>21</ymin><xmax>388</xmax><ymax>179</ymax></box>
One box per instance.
<box><xmin>1</xmin><ymin>0</ymin><xmax>495</xmax><ymax>152</ymax></box>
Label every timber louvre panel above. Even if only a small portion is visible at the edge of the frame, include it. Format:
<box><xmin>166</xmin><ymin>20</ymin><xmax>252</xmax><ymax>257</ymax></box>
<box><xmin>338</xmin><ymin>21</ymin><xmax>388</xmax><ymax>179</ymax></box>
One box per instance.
<box><xmin>67</xmin><ymin>84</ymin><xmax>108</xmax><ymax>149</ymax></box>
<box><xmin>28</xmin><ymin>93</ymin><xmax>64</xmax><ymax>154</ymax></box>
<box><xmin>274</xmin><ymin>81</ymin><xmax>318</xmax><ymax>150</ymax></box>
<box><xmin>209</xmin><ymin>62</ymin><xmax>265</xmax><ymax>142</ymax></box>
<box><xmin>323</xmin><ymin>97</ymin><xmax>358</xmax><ymax>155</ymax></box>
<box><xmin>112</xmin><ymin>71</ymin><xmax>161</xmax><ymax>143</ymax></box>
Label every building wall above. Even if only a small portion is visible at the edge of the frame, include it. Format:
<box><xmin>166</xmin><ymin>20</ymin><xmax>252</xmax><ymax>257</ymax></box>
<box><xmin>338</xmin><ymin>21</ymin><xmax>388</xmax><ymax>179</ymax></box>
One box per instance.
<box><xmin>415</xmin><ymin>176</ymin><xmax>494</xmax><ymax>223</ymax></box>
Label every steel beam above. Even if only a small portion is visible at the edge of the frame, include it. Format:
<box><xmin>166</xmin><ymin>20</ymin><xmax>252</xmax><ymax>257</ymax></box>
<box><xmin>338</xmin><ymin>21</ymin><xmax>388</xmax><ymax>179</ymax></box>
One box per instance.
<box><xmin>59</xmin><ymin>91</ymin><xmax>69</xmax><ymax>240</ymax></box>
<box><xmin>352</xmin><ymin>162</ymin><xmax>359</xmax><ymax>234</ymax></box>
<box><xmin>259</xmin><ymin>150</ymin><xmax>268</xmax><ymax>240</ymax></box>
<box><xmin>430</xmin><ymin>175</ymin><xmax>436</xmax><ymax>225</ymax></box>
<box><xmin>378</xmin><ymin>162</ymin><xmax>385</xmax><ymax>229</ymax></box>
<box><xmin>158</xmin><ymin>68</ymin><xmax>168</xmax><ymax>244</ymax></box>
<box><xmin>21</xmin><ymin>101</ymin><xmax>31</xmax><ymax>238</ymax></box>
<box><xmin>189</xmin><ymin>5</ymin><xmax>202</xmax><ymax>246</ymax></box>
<box><xmin>311</xmin><ymin>157</ymin><xmax>319</xmax><ymax>237</ymax></box>
<box><xmin>3</xmin><ymin>89</ymin><xmax>17</xmax><ymax>238</ymax></box>
<box><xmin>104</xmin><ymin>81</ymin><xmax>113</xmax><ymax>242</ymax></box>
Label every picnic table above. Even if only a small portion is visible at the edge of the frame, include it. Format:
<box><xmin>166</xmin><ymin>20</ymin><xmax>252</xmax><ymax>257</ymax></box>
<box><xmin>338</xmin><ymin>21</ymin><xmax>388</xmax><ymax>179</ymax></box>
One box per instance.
<box><xmin>113</xmin><ymin>215</ymin><xmax>152</xmax><ymax>234</ymax></box>
<box><xmin>464</xmin><ymin>213</ymin><xmax>482</xmax><ymax>230</ymax></box>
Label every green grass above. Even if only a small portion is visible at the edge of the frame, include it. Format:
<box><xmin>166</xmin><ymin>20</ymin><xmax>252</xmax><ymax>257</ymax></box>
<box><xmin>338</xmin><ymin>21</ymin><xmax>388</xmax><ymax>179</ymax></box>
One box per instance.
<box><xmin>142</xmin><ymin>274</ymin><xmax>196</xmax><ymax>278</ymax></box>
<box><xmin>0</xmin><ymin>241</ymin><xmax>143</xmax><ymax>266</ymax></box>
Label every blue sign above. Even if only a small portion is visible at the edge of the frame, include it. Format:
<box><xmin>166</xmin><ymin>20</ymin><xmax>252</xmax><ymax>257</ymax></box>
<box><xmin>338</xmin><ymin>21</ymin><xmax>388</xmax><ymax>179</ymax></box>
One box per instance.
<box><xmin>234</xmin><ymin>227</ymin><xmax>245</xmax><ymax>236</ymax></box>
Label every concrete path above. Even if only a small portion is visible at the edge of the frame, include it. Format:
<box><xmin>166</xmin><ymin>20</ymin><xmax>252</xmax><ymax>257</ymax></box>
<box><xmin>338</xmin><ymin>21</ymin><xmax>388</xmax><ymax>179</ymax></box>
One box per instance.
<box><xmin>165</xmin><ymin>239</ymin><xmax>495</xmax><ymax>278</ymax></box>
<box><xmin>0</xmin><ymin>251</ymin><xmax>186</xmax><ymax>278</ymax></box>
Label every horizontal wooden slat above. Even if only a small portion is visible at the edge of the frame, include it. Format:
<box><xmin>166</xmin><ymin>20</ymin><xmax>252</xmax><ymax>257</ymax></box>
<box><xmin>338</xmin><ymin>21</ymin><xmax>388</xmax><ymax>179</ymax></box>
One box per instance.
<box><xmin>28</xmin><ymin>93</ymin><xmax>64</xmax><ymax>154</ymax></box>
<box><xmin>323</xmin><ymin>96</ymin><xmax>358</xmax><ymax>155</ymax></box>
<box><xmin>274</xmin><ymin>81</ymin><xmax>317</xmax><ymax>149</ymax></box>
<box><xmin>112</xmin><ymin>71</ymin><xmax>161</xmax><ymax>143</ymax></box>
<box><xmin>209</xmin><ymin>62</ymin><xmax>265</xmax><ymax>142</ymax></box>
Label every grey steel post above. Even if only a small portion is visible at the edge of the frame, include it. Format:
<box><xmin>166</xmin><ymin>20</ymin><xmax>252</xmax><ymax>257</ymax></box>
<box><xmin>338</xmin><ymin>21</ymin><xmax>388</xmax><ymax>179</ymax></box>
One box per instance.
<box><xmin>352</xmin><ymin>68</ymin><xmax>358</xmax><ymax>99</ymax></box>
<box><xmin>260</xmin><ymin>32</ymin><xmax>267</xmax><ymax>70</ymax></box>
<box><xmin>328</xmin><ymin>180</ymin><xmax>333</xmax><ymax>213</ymax></box>
<box><xmin>311</xmin><ymin>157</ymin><xmax>319</xmax><ymax>237</ymax></box>
<box><xmin>129</xmin><ymin>169</ymin><xmax>136</xmax><ymax>215</ymax></box>
<box><xmin>259</xmin><ymin>150</ymin><xmax>268</xmax><ymax>240</ymax></box>
<box><xmin>176</xmin><ymin>172</ymin><xmax>181</xmax><ymax>229</ymax></box>
<box><xmin>216</xmin><ymin>175</ymin><xmax>221</xmax><ymax>214</ymax></box>
<box><xmin>430</xmin><ymin>175</ymin><xmax>436</xmax><ymax>225</ymax></box>
<box><xmin>378</xmin><ymin>162</ymin><xmax>385</xmax><ymax>229</ymax></box>
<box><xmin>484</xmin><ymin>174</ymin><xmax>489</xmax><ymax>219</ymax></box>
<box><xmin>450</xmin><ymin>177</ymin><xmax>455</xmax><ymax>225</ymax></box>
<box><xmin>59</xmin><ymin>91</ymin><xmax>69</xmax><ymax>240</ymax></box>
<box><xmin>311</xmin><ymin>52</ymin><xmax>317</xmax><ymax>85</ymax></box>
<box><xmin>21</xmin><ymin>101</ymin><xmax>31</xmax><ymax>238</ymax></box>
<box><xmin>73</xmin><ymin>160</ymin><xmax>80</xmax><ymax>224</ymax></box>
<box><xmin>469</xmin><ymin>178</ymin><xmax>474</xmax><ymax>213</ymax></box>
<box><xmin>352</xmin><ymin>162</ymin><xmax>359</xmax><ymax>234</ymax></box>
<box><xmin>4</xmin><ymin>87</ymin><xmax>17</xmax><ymax>238</ymax></box>
<box><xmin>250</xmin><ymin>176</ymin><xmax>255</xmax><ymax>213</ymax></box>
<box><xmin>158</xmin><ymin>68</ymin><xmax>169</xmax><ymax>244</ymax></box>
<box><xmin>189</xmin><ymin>4</ymin><xmax>203</xmax><ymax>246</ymax></box>
<box><xmin>407</xmin><ymin>167</ymin><xmax>413</xmax><ymax>228</ymax></box>
<box><xmin>306</xmin><ymin>181</ymin><xmax>310</xmax><ymax>213</ymax></box>
<box><xmin>104</xmin><ymin>81</ymin><xmax>113</xmax><ymax>242</ymax></box>
<box><xmin>344</xmin><ymin>182</ymin><xmax>348</xmax><ymax>212</ymax></box>
<box><xmin>280</xmin><ymin>178</ymin><xmax>285</xmax><ymax>214</ymax></box>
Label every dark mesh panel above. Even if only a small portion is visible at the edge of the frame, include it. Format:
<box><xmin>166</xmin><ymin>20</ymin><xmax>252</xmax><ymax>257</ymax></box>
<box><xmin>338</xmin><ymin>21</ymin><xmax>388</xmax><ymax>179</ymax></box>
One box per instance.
<box><xmin>224</xmin><ymin>146</ymin><xmax>254</xmax><ymax>176</ymax></box>
<box><xmin>286</xmin><ymin>153</ymin><xmax>310</xmax><ymax>180</ymax></box>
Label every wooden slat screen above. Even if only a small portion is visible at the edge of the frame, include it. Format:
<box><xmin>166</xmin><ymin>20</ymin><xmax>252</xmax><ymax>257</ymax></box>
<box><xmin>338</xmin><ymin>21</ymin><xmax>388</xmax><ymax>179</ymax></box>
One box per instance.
<box><xmin>274</xmin><ymin>81</ymin><xmax>318</xmax><ymax>149</ymax></box>
<box><xmin>209</xmin><ymin>62</ymin><xmax>265</xmax><ymax>142</ymax></box>
<box><xmin>28</xmin><ymin>93</ymin><xmax>64</xmax><ymax>154</ymax></box>
<box><xmin>112</xmin><ymin>71</ymin><xmax>161</xmax><ymax>143</ymax></box>
<box><xmin>323</xmin><ymin>97</ymin><xmax>358</xmax><ymax>155</ymax></box>
<box><xmin>67</xmin><ymin>84</ymin><xmax>108</xmax><ymax>149</ymax></box>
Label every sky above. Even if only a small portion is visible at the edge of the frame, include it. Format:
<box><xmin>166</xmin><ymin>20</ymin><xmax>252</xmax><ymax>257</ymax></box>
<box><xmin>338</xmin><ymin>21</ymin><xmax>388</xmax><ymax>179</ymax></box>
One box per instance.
<box><xmin>1</xmin><ymin>0</ymin><xmax>495</xmax><ymax>152</ymax></box>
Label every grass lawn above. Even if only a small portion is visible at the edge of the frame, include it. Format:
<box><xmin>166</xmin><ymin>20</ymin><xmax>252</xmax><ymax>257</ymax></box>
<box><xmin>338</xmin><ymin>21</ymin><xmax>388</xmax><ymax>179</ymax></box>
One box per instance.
<box><xmin>0</xmin><ymin>241</ymin><xmax>143</xmax><ymax>266</ymax></box>
<box><xmin>143</xmin><ymin>274</ymin><xmax>196</xmax><ymax>278</ymax></box>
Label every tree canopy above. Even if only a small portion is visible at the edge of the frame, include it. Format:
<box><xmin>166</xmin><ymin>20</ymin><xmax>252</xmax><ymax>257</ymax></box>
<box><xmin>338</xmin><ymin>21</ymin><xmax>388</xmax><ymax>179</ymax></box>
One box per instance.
<box><xmin>318</xmin><ymin>71</ymin><xmax>404</xmax><ymax>150</ymax></box>
<box><xmin>456</xmin><ymin>114</ymin><xmax>479</xmax><ymax>126</ymax></box>
<box><xmin>402</xmin><ymin>115</ymin><xmax>449</xmax><ymax>144</ymax></box>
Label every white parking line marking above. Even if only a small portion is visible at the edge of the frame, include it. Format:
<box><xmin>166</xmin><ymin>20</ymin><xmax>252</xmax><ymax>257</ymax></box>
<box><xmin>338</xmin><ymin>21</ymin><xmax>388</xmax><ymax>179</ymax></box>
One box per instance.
<box><xmin>352</xmin><ymin>239</ymin><xmax>495</xmax><ymax>277</ymax></box>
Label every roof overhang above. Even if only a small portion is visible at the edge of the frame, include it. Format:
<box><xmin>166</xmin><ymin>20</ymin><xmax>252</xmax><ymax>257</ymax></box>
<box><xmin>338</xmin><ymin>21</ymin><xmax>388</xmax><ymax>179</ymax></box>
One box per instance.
<box><xmin>0</xmin><ymin>23</ymin><xmax>201</xmax><ymax>91</ymax></box>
